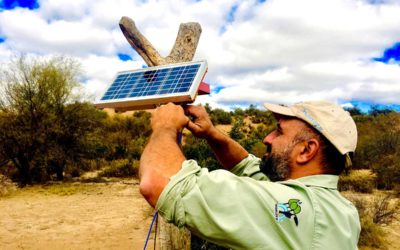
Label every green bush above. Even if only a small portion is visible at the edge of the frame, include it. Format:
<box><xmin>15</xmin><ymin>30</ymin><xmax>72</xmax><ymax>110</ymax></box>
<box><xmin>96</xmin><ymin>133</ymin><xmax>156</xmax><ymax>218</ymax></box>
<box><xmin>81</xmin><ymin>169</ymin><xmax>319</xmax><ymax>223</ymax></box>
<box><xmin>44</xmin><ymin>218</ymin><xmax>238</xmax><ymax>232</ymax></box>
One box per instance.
<box><xmin>249</xmin><ymin>141</ymin><xmax>266</xmax><ymax>158</ymax></box>
<box><xmin>239</xmin><ymin>123</ymin><xmax>274</xmax><ymax>152</ymax></box>
<box><xmin>183</xmin><ymin>134</ymin><xmax>222</xmax><ymax>171</ymax></box>
<box><xmin>338</xmin><ymin>170</ymin><xmax>376</xmax><ymax>193</ymax></box>
<box><xmin>99</xmin><ymin>159</ymin><xmax>138</xmax><ymax>178</ymax></box>
<box><xmin>210</xmin><ymin>108</ymin><xmax>232</xmax><ymax>125</ymax></box>
<box><xmin>229</xmin><ymin>119</ymin><xmax>245</xmax><ymax>141</ymax></box>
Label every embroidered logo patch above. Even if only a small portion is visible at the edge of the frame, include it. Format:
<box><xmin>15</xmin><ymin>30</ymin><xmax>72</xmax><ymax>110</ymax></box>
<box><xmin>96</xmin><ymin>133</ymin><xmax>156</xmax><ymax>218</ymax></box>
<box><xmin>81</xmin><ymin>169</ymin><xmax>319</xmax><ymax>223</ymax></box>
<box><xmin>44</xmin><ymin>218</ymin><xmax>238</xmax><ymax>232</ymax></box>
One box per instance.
<box><xmin>275</xmin><ymin>199</ymin><xmax>302</xmax><ymax>226</ymax></box>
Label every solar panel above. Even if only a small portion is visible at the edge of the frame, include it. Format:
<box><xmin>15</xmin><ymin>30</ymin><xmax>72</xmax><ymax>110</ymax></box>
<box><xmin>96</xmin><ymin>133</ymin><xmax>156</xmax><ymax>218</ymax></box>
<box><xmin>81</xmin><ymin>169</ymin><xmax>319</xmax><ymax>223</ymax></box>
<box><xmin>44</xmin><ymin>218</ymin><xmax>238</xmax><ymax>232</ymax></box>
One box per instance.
<box><xmin>95</xmin><ymin>60</ymin><xmax>208</xmax><ymax>111</ymax></box>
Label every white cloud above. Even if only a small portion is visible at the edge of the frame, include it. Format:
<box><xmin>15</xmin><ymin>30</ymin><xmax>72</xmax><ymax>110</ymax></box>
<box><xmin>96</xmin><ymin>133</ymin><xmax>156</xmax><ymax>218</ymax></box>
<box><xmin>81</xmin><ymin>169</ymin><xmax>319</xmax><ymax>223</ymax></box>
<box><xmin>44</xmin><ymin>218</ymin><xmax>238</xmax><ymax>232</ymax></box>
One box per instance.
<box><xmin>78</xmin><ymin>55</ymin><xmax>143</xmax><ymax>100</ymax></box>
<box><xmin>0</xmin><ymin>9</ymin><xmax>116</xmax><ymax>56</ymax></box>
<box><xmin>0</xmin><ymin>0</ymin><xmax>399</xmax><ymax>108</ymax></box>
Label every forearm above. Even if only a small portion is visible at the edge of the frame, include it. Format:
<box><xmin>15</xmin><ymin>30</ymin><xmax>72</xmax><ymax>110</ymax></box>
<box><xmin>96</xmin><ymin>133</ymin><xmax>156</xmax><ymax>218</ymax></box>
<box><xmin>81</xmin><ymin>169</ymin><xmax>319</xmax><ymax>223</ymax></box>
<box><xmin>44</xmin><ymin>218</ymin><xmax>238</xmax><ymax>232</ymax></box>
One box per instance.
<box><xmin>139</xmin><ymin>128</ymin><xmax>186</xmax><ymax>207</ymax></box>
<box><xmin>206</xmin><ymin>127</ymin><xmax>248</xmax><ymax>171</ymax></box>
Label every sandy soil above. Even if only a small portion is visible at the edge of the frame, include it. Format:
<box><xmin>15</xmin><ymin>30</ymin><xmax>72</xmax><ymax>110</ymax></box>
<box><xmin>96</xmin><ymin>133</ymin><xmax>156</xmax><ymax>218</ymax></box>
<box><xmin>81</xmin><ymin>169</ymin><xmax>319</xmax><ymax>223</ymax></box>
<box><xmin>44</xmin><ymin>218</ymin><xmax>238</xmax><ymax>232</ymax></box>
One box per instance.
<box><xmin>0</xmin><ymin>180</ymin><xmax>156</xmax><ymax>250</ymax></box>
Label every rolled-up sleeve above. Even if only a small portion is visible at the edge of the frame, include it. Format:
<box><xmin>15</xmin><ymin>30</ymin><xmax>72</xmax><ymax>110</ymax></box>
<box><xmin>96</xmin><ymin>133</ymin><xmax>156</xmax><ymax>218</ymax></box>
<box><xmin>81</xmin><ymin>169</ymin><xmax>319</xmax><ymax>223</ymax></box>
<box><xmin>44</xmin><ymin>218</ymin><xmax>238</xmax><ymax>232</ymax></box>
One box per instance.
<box><xmin>231</xmin><ymin>154</ymin><xmax>269</xmax><ymax>180</ymax></box>
<box><xmin>156</xmin><ymin>159</ymin><xmax>202</xmax><ymax>227</ymax></box>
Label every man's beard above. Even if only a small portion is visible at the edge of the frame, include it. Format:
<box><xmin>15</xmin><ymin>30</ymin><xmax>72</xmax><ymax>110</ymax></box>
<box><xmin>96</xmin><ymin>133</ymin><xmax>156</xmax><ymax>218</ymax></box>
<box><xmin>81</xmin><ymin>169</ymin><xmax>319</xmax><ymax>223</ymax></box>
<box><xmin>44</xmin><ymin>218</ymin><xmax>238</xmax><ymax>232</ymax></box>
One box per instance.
<box><xmin>259</xmin><ymin>143</ymin><xmax>295</xmax><ymax>182</ymax></box>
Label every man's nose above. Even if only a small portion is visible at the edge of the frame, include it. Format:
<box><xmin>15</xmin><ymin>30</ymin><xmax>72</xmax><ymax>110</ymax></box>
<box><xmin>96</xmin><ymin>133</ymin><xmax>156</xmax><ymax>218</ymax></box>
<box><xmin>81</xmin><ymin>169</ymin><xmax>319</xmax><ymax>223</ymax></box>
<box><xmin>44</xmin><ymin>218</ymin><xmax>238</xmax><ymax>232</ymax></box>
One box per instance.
<box><xmin>263</xmin><ymin>130</ymin><xmax>277</xmax><ymax>145</ymax></box>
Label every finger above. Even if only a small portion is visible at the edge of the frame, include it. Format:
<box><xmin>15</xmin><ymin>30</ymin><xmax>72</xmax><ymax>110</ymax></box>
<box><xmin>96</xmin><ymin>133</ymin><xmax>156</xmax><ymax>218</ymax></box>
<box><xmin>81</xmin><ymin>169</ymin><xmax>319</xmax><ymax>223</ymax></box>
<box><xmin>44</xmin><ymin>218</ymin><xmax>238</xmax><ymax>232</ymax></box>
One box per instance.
<box><xmin>184</xmin><ymin>104</ymin><xmax>203</xmax><ymax>117</ymax></box>
<box><xmin>183</xmin><ymin>105</ymin><xmax>194</xmax><ymax>115</ymax></box>
<box><xmin>184</xmin><ymin>116</ymin><xmax>190</xmax><ymax>127</ymax></box>
<box><xmin>186</xmin><ymin>120</ymin><xmax>199</xmax><ymax>132</ymax></box>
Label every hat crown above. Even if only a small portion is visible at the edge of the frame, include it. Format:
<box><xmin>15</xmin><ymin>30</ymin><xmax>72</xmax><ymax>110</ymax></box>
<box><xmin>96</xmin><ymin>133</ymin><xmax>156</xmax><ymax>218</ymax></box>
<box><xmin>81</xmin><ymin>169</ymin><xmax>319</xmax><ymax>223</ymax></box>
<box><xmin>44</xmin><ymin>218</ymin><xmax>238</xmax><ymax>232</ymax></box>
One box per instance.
<box><xmin>264</xmin><ymin>101</ymin><xmax>358</xmax><ymax>154</ymax></box>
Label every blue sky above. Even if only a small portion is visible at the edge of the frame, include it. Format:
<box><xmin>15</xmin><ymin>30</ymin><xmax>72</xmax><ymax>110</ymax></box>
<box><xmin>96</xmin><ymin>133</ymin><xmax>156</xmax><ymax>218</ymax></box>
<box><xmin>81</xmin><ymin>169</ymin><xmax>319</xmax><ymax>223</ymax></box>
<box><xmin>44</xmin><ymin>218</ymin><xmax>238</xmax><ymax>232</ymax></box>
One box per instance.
<box><xmin>0</xmin><ymin>0</ymin><xmax>39</xmax><ymax>10</ymax></box>
<box><xmin>1</xmin><ymin>0</ymin><xmax>400</xmax><ymax>112</ymax></box>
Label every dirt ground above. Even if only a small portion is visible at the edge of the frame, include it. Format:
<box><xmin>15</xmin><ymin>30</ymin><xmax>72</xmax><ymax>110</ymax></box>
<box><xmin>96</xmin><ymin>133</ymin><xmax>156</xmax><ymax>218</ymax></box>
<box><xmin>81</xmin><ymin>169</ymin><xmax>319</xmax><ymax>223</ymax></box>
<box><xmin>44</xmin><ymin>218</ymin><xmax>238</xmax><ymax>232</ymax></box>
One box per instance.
<box><xmin>0</xmin><ymin>180</ymin><xmax>156</xmax><ymax>250</ymax></box>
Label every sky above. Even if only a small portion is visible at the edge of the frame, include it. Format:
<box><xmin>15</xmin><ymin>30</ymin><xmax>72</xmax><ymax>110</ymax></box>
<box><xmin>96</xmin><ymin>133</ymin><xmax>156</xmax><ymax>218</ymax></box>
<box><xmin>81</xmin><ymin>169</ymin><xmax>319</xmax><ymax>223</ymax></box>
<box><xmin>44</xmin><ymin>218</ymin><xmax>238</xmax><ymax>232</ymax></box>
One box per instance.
<box><xmin>0</xmin><ymin>0</ymin><xmax>400</xmax><ymax>112</ymax></box>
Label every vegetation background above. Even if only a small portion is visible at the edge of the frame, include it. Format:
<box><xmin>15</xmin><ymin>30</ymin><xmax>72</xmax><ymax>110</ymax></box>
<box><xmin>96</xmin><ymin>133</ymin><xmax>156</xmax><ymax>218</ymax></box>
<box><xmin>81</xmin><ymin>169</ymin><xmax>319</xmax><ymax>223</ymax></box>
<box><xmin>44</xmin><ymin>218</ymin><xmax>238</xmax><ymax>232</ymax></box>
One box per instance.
<box><xmin>1</xmin><ymin>56</ymin><xmax>399</xmax><ymax>249</ymax></box>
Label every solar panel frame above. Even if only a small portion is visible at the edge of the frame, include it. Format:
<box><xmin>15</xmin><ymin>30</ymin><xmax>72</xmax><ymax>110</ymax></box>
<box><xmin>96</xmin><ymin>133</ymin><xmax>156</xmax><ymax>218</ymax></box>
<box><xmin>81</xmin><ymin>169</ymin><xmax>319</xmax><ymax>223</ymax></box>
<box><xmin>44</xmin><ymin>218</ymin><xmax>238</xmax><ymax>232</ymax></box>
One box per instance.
<box><xmin>94</xmin><ymin>60</ymin><xmax>208</xmax><ymax>110</ymax></box>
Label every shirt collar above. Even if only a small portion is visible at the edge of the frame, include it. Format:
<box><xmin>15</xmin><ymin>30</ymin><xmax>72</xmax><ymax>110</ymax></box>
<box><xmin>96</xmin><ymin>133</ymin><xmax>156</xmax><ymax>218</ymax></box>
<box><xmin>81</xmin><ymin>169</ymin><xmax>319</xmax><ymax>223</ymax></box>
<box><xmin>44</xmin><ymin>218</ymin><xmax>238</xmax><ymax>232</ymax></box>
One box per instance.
<box><xmin>287</xmin><ymin>175</ymin><xmax>339</xmax><ymax>189</ymax></box>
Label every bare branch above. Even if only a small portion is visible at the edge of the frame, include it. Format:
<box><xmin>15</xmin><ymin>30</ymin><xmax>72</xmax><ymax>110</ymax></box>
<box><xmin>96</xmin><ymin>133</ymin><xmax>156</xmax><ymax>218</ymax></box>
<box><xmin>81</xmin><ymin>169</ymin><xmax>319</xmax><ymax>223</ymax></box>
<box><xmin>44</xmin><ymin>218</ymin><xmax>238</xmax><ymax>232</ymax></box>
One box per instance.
<box><xmin>119</xmin><ymin>16</ymin><xmax>202</xmax><ymax>66</ymax></box>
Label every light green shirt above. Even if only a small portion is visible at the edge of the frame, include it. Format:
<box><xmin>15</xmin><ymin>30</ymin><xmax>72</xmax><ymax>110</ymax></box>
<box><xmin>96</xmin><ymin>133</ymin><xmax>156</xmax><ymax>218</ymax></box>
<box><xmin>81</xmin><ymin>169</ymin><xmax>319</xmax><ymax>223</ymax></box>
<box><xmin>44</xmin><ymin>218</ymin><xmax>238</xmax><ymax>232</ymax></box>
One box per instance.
<box><xmin>156</xmin><ymin>154</ymin><xmax>360</xmax><ymax>250</ymax></box>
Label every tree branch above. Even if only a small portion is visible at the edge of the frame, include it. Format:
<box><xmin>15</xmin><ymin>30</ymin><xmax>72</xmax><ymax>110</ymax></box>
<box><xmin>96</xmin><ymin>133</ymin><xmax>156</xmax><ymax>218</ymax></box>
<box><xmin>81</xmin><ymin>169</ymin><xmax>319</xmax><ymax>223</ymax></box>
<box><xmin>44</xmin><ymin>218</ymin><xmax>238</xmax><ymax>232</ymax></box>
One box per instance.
<box><xmin>119</xmin><ymin>16</ymin><xmax>202</xmax><ymax>66</ymax></box>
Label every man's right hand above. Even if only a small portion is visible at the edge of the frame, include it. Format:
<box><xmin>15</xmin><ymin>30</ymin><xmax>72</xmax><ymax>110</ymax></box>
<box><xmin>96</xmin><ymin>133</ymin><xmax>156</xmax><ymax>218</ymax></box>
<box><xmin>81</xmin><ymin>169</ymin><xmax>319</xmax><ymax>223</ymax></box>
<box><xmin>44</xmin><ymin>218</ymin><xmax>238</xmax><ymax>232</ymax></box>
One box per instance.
<box><xmin>184</xmin><ymin>104</ymin><xmax>249</xmax><ymax>170</ymax></box>
<box><xmin>184</xmin><ymin>105</ymin><xmax>217</xmax><ymax>139</ymax></box>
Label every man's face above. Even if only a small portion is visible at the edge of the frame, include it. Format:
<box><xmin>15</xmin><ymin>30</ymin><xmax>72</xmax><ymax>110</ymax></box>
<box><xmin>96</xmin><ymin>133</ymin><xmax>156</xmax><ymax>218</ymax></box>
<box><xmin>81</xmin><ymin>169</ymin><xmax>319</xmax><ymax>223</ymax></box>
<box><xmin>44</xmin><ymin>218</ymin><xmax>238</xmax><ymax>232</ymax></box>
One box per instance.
<box><xmin>260</xmin><ymin>117</ymin><xmax>305</xmax><ymax>181</ymax></box>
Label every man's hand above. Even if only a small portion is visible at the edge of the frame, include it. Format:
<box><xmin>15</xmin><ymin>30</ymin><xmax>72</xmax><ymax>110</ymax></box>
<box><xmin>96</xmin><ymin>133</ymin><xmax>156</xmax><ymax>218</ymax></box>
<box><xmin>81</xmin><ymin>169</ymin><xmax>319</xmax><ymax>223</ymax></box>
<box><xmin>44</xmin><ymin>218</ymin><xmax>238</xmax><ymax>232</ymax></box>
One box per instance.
<box><xmin>184</xmin><ymin>105</ymin><xmax>217</xmax><ymax>139</ymax></box>
<box><xmin>185</xmin><ymin>104</ymin><xmax>249</xmax><ymax>170</ymax></box>
<box><xmin>152</xmin><ymin>103</ymin><xmax>189</xmax><ymax>134</ymax></box>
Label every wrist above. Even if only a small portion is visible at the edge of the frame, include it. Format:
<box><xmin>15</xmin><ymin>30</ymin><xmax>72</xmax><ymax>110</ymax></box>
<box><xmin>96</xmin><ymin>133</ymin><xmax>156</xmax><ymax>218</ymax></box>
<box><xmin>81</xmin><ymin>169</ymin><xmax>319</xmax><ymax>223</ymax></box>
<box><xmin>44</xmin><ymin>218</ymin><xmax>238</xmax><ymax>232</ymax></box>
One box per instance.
<box><xmin>152</xmin><ymin>126</ymin><xmax>180</xmax><ymax>139</ymax></box>
<box><xmin>205</xmin><ymin>127</ymin><xmax>224</xmax><ymax>143</ymax></box>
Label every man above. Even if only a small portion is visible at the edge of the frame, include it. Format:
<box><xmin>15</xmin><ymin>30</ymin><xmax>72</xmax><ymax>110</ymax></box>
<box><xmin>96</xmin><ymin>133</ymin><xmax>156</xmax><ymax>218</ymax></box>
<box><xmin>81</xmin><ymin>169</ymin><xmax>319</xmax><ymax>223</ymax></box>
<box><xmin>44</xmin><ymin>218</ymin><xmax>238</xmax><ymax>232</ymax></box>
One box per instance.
<box><xmin>139</xmin><ymin>101</ymin><xmax>360</xmax><ymax>249</ymax></box>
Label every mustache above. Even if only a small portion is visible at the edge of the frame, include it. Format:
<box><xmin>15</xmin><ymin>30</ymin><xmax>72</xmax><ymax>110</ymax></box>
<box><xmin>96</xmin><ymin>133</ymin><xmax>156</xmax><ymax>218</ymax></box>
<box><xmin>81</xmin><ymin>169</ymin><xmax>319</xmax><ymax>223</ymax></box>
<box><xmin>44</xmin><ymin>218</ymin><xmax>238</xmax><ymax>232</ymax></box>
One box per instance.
<box><xmin>265</xmin><ymin>144</ymin><xmax>271</xmax><ymax>154</ymax></box>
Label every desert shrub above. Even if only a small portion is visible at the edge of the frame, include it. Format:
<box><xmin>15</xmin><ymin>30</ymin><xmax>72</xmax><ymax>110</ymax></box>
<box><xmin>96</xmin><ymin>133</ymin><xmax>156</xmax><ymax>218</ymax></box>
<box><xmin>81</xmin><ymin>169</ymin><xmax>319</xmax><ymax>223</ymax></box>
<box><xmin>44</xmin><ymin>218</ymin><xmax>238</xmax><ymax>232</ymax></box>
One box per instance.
<box><xmin>229</xmin><ymin>119</ymin><xmax>245</xmax><ymax>141</ymax></box>
<box><xmin>354</xmin><ymin>112</ymin><xmax>400</xmax><ymax>190</ymax></box>
<box><xmin>210</xmin><ymin>108</ymin><xmax>232</xmax><ymax>125</ymax></box>
<box><xmin>62</xmin><ymin>158</ymin><xmax>105</xmax><ymax>179</ymax></box>
<box><xmin>85</xmin><ymin>159</ymin><xmax>108</xmax><ymax>171</ymax></box>
<box><xmin>358</xmin><ymin>215</ymin><xmax>387</xmax><ymax>249</ymax></box>
<box><xmin>371</xmin><ymin>153</ymin><xmax>400</xmax><ymax>190</ymax></box>
<box><xmin>242</xmin><ymin>104</ymin><xmax>275</xmax><ymax>125</ymax></box>
<box><xmin>101</xmin><ymin>112</ymin><xmax>151</xmax><ymax>161</ymax></box>
<box><xmin>183</xmin><ymin>134</ymin><xmax>222</xmax><ymax>171</ymax></box>
<box><xmin>99</xmin><ymin>159</ymin><xmax>138</xmax><ymax>178</ymax></box>
<box><xmin>338</xmin><ymin>170</ymin><xmax>376</xmax><ymax>193</ymax></box>
<box><xmin>0</xmin><ymin>174</ymin><xmax>16</xmax><ymax>196</ymax></box>
<box><xmin>344</xmin><ymin>193</ymin><xmax>399</xmax><ymax>249</ymax></box>
<box><xmin>240</xmin><ymin>123</ymin><xmax>274</xmax><ymax>152</ymax></box>
<box><xmin>232</xmin><ymin>107</ymin><xmax>245</xmax><ymax>117</ymax></box>
<box><xmin>249</xmin><ymin>141</ymin><xmax>267</xmax><ymax>158</ymax></box>
<box><xmin>372</xmin><ymin>194</ymin><xmax>399</xmax><ymax>225</ymax></box>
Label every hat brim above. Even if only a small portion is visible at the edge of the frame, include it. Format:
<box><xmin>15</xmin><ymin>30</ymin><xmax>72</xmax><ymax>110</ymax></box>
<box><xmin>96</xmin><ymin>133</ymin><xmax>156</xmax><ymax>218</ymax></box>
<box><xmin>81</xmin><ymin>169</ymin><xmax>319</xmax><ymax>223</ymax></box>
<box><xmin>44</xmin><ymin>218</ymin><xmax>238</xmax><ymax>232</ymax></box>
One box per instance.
<box><xmin>263</xmin><ymin>103</ymin><xmax>295</xmax><ymax>117</ymax></box>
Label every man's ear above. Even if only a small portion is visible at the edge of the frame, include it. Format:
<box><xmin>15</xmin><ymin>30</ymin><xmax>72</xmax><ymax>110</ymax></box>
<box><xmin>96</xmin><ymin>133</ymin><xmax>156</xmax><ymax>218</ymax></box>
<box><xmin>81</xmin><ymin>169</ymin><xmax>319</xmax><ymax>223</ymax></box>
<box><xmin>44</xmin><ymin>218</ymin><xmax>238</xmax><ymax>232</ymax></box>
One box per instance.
<box><xmin>296</xmin><ymin>139</ymin><xmax>320</xmax><ymax>165</ymax></box>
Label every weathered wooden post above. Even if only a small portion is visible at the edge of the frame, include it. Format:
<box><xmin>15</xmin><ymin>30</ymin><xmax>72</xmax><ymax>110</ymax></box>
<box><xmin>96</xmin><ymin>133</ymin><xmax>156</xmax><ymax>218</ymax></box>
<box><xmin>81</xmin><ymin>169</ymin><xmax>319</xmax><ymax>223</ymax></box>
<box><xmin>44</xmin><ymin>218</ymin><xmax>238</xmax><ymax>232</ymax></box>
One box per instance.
<box><xmin>119</xmin><ymin>16</ymin><xmax>202</xmax><ymax>249</ymax></box>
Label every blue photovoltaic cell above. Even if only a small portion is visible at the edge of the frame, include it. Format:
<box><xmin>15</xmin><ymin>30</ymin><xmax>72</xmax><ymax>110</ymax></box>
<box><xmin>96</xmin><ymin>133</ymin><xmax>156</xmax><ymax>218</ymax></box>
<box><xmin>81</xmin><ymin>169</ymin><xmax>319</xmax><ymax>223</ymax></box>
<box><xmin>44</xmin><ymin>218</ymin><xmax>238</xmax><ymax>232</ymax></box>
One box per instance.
<box><xmin>100</xmin><ymin>63</ymin><xmax>201</xmax><ymax>101</ymax></box>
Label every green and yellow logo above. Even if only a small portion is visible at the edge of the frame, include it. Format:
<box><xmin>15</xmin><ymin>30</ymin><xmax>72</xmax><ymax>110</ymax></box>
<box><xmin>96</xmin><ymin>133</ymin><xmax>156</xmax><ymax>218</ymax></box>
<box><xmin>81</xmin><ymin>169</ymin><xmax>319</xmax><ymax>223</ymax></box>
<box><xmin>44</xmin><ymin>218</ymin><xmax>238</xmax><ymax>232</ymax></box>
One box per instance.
<box><xmin>275</xmin><ymin>199</ymin><xmax>302</xmax><ymax>226</ymax></box>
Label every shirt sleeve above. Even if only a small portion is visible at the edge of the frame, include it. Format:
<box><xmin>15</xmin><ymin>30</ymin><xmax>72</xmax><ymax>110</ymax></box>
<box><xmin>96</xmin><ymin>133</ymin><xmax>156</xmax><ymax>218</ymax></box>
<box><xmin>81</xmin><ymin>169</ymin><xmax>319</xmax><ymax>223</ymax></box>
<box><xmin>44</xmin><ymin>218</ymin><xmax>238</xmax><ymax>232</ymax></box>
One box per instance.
<box><xmin>230</xmin><ymin>154</ymin><xmax>269</xmax><ymax>181</ymax></box>
<box><xmin>156</xmin><ymin>159</ymin><xmax>314</xmax><ymax>249</ymax></box>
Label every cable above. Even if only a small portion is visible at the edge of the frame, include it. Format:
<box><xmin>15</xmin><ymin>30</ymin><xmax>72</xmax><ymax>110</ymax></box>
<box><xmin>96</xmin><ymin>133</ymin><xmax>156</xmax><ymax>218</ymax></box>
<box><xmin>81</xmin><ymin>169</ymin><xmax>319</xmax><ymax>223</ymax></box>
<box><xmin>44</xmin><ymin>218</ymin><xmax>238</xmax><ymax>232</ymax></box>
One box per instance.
<box><xmin>154</xmin><ymin>210</ymin><xmax>159</xmax><ymax>249</ymax></box>
<box><xmin>143</xmin><ymin>210</ymin><xmax>158</xmax><ymax>250</ymax></box>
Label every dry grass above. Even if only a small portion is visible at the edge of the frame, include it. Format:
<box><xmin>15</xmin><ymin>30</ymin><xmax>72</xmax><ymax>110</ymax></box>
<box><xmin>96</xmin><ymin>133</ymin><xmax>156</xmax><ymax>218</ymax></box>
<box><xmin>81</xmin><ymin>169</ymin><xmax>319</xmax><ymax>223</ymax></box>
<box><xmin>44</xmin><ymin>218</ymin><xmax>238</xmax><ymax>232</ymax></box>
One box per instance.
<box><xmin>343</xmin><ymin>191</ymin><xmax>400</xmax><ymax>250</ymax></box>
<box><xmin>339</xmin><ymin>169</ymin><xmax>376</xmax><ymax>193</ymax></box>
<box><xmin>10</xmin><ymin>182</ymin><xmax>111</xmax><ymax>197</ymax></box>
<box><xmin>0</xmin><ymin>174</ymin><xmax>16</xmax><ymax>197</ymax></box>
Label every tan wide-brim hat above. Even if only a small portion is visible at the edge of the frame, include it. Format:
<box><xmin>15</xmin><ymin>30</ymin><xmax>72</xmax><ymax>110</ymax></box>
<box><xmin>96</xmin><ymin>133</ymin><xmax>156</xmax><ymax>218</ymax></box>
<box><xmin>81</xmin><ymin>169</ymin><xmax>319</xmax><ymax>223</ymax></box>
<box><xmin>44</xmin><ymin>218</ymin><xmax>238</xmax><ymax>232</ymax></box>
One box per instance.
<box><xmin>263</xmin><ymin>101</ymin><xmax>358</xmax><ymax>155</ymax></box>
